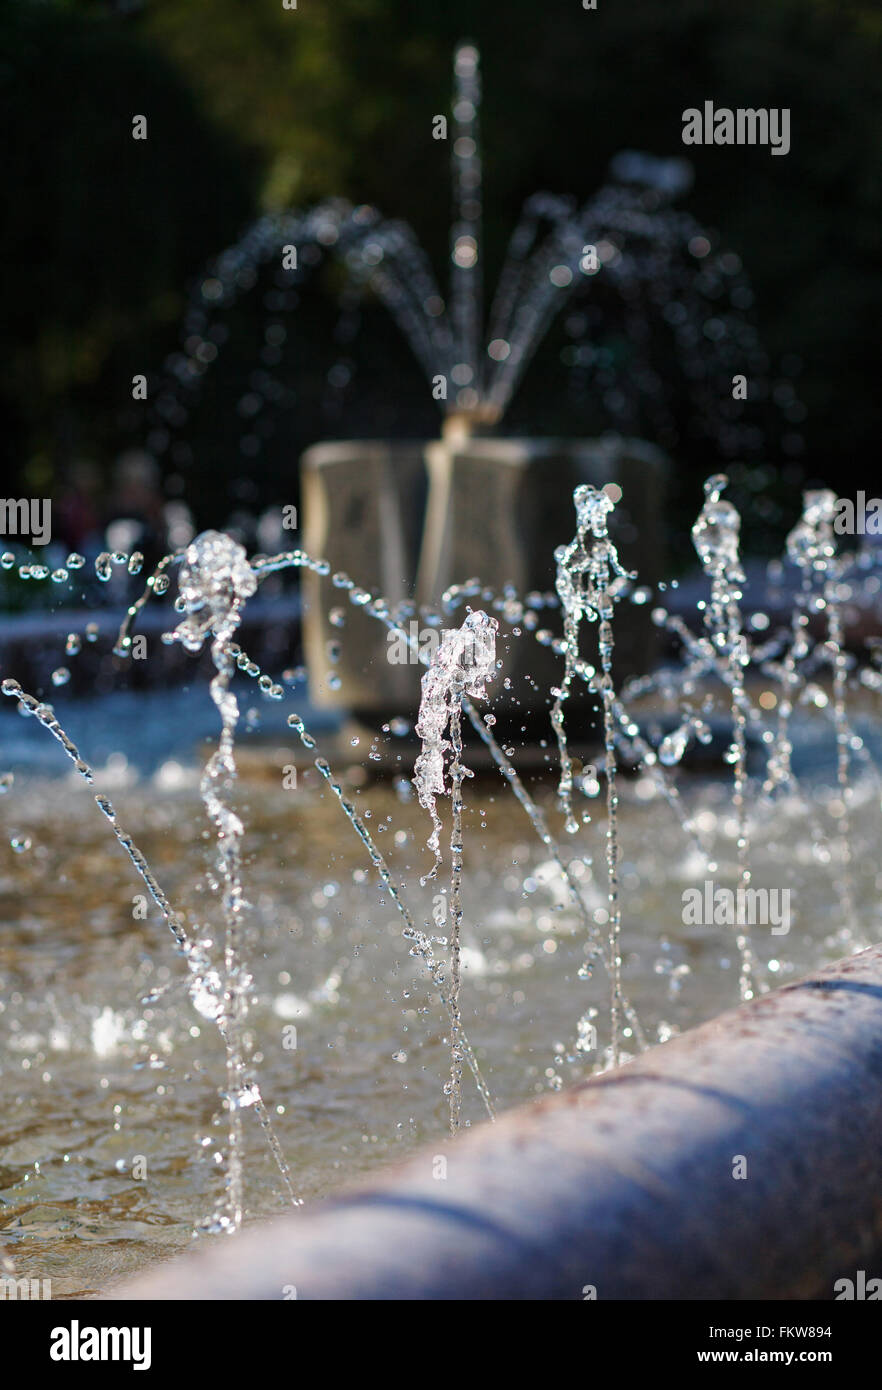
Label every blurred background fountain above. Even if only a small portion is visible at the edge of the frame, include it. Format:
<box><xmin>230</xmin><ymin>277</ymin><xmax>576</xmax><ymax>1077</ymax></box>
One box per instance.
<box><xmin>130</xmin><ymin>43</ymin><xmax>798</xmax><ymax>719</ymax></box>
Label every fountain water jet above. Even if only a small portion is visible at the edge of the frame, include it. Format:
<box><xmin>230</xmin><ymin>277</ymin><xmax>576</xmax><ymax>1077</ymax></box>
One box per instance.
<box><xmin>2</xmin><ymin>469</ymin><xmax>882</xmax><ymax>1269</ymax></box>
<box><xmin>690</xmin><ymin>475</ymin><xmax>757</xmax><ymax>1001</ymax></box>
<box><xmin>551</xmin><ymin>484</ymin><xmax>634</xmax><ymax>1064</ymax></box>
<box><xmin>412</xmin><ymin>609</ymin><xmax>498</xmax><ymax>1130</ymax></box>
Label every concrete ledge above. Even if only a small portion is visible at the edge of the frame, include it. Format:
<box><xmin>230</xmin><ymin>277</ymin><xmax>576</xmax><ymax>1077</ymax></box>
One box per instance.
<box><xmin>113</xmin><ymin>943</ymin><xmax>882</xmax><ymax>1300</ymax></box>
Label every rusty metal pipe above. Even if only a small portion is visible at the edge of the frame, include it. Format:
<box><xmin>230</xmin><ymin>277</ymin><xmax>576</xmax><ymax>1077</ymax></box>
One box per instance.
<box><xmin>115</xmin><ymin>944</ymin><xmax>882</xmax><ymax>1300</ymax></box>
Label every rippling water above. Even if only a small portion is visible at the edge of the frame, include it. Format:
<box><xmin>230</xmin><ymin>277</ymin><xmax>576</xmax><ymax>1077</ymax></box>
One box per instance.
<box><xmin>1</xmin><ymin>690</ymin><xmax>879</xmax><ymax>1295</ymax></box>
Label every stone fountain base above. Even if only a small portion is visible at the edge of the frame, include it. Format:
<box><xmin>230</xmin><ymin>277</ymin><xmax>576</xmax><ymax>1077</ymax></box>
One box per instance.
<box><xmin>301</xmin><ymin>434</ymin><xmax>667</xmax><ymax>723</ymax></box>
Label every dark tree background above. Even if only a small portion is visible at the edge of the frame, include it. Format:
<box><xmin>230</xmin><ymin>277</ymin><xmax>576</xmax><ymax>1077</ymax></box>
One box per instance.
<box><xmin>2</xmin><ymin>0</ymin><xmax>880</xmax><ymax>551</ymax></box>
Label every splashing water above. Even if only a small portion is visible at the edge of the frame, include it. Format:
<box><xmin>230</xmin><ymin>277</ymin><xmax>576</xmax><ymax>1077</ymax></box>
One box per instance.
<box><xmin>690</xmin><ymin>476</ymin><xmax>757</xmax><ymax>1000</ymax></box>
<box><xmin>164</xmin><ymin>531</ymin><xmax>292</xmax><ymax>1231</ymax></box>
<box><xmin>286</xmin><ymin>709</ymin><xmax>496</xmax><ymax>1124</ymax></box>
<box><xmin>3</xmin><ymin>472</ymin><xmax>882</xmax><ymax>1258</ymax></box>
<box><xmin>413</xmin><ymin>609</ymin><xmax>498</xmax><ymax>1132</ymax></box>
<box><xmin>0</xmin><ymin>662</ymin><xmax>299</xmax><ymax>1231</ymax></box>
<box><xmin>782</xmin><ymin>489</ymin><xmax>857</xmax><ymax>939</ymax></box>
<box><xmin>413</xmin><ymin>610</ymin><xmax>498</xmax><ymax>877</ymax></box>
<box><xmin>550</xmin><ymin>485</ymin><xmax>634</xmax><ymax>1064</ymax></box>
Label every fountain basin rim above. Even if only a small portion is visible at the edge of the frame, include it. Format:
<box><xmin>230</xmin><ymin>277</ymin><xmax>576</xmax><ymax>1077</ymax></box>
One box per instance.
<box><xmin>112</xmin><ymin>939</ymin><xmax>882</xmax><ymax>1301</ymax></box>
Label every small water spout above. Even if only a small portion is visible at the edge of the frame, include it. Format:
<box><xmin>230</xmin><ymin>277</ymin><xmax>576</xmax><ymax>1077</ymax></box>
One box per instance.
<box><xmin>552</xmin><ymin>484</ymin><xmax>633</xmax><ymax>1066</ymax></box>
<box><xmin>413</xmin><ymin>610</ymin><xmax>499</xmax><ymax>879</ymax></box>
<box><xmin>691</xmin><ymin>475</ymin><xmax>757</xmax><ymax>1002</ymax></box>
<box><xmin>413</xmin><ymin>609</ymin><xmax>498</xmax><ymax>1131</ymax></box>
<box><xmin>166</xmin><ymin>531</ymin><xmax>290</xmax><ymax>1230</ymax></box>
<box><xmin>784</xmin><ymin>489</ymin><xmax>858</xmax><ymax>940</ymax></box>
<box><xmin>284</xmin><ymin>707</ymin><xmax>497</xmax><ymax>1125</ymax></box>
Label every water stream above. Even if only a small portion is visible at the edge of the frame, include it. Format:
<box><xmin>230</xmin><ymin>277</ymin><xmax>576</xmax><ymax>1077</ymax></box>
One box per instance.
<box><xmin>0</xmin><ymin>39</ymin><xmax>875</xmax><ymax>1300</ymax></box>
<box><xmin>2</xmin><ymin>477</ymin><xmax>882</xmax><ymax>1295</ymax></box>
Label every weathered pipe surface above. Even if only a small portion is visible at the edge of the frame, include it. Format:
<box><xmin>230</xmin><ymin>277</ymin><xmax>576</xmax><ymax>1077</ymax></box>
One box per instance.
<box><xmin>115</xmin><ymin>944</ymin><xmax>882</xmax><ymax>1300</ymax></box>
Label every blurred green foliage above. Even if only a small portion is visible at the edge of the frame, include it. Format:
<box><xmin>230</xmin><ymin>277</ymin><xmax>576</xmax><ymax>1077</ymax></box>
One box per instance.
<box><xmin>1</xmin><ymin>0</ymin><xmax>255</xmax><ymax>492</ymax></box>
<box><xmin>2</xmin><ymin>0</ymin><xmax>881</xmax><ymax>537</ymax></box>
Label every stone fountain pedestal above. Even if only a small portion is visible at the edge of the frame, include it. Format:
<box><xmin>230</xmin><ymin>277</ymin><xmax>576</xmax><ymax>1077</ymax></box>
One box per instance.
<box><xmin>301</xmin><ymin>434</ymin><xmax>667</xmax><ymax>723</ymax></box>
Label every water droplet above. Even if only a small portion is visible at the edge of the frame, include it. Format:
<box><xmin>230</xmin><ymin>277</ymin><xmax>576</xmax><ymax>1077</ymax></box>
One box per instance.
<box><xmin>659</xmin><ymin>725</ymin><xmax>690</xmax><ymax>766</ymax></box>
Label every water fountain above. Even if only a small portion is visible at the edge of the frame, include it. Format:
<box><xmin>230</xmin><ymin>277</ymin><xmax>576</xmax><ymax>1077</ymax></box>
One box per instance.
<box><xmin>2</xmin><ymin>468</ymin><xmax>881</xmax><ymax>1297</ymax></box>
<box><xmin>1</xmin><ymin>46</ymin><xmax>879</xmax><ymax>1301</ymax></box>
<box><xmin>142</xmin><ymin>43</ymin><xmax>793</xmax><ymax>722</ymax></box>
